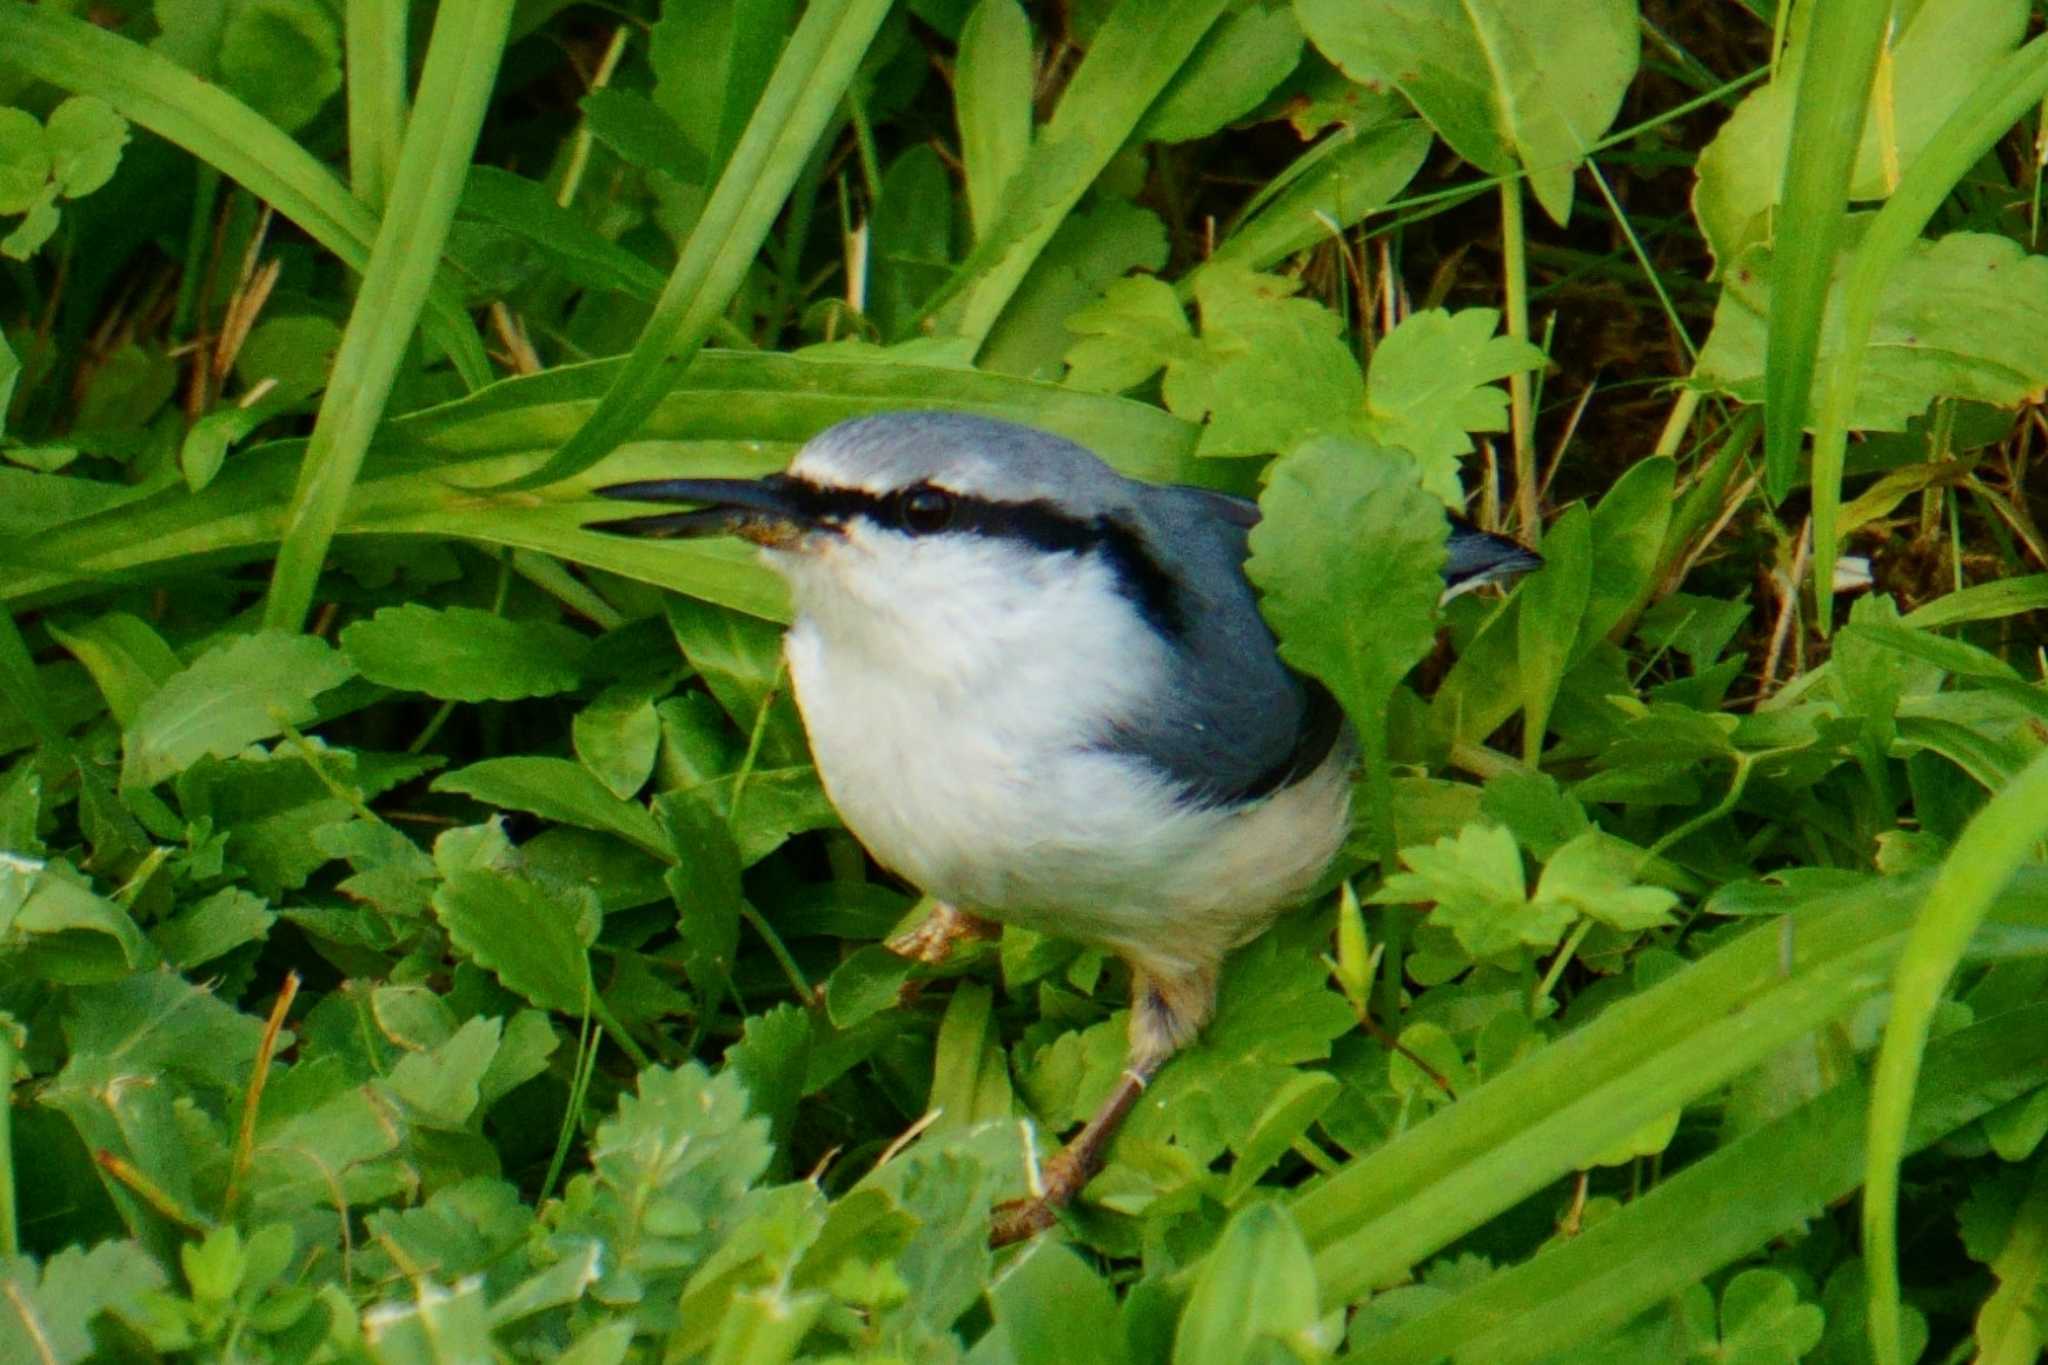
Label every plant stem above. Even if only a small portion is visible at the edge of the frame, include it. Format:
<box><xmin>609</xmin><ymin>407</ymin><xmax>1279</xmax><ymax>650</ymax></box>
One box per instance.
<box><xmin>1499</xmin><ymin>179</ymin><xmax>1538</xmax><ymax>538</ymax></box>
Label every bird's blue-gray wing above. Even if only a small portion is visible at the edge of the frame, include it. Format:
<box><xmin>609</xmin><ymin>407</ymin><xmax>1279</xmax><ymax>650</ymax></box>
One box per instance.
<box><xmin>1096</xmin><ymin>486</ymin><xmax>1339</xmax><ymax>806</ymax></box>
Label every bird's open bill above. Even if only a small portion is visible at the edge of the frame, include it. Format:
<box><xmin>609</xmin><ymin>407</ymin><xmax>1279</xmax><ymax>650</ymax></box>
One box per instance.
<box><xmin>585</xmin><ymin>476</ymin><xmax>812</xmax><ymax>548</ymax></box>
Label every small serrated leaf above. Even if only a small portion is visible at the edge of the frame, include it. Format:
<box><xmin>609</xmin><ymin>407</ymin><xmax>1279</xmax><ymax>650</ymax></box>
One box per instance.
<box><xmin>431</xmin><ymin>860</ymin><xmax>597</xmax><ymax>1016</ymax></box>
<box><xmin>341</xmin><ymin>605</ymin><xmax>588</xmax><ymax>702</ymax></box>
<box><xmin>121</xmin><ymin>632</ymin><xmax>352</xmax><ymax>789</ymax></box>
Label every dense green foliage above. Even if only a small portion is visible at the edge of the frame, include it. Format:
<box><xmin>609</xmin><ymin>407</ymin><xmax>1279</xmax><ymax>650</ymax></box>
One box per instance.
<box><xmin>4</xmin><ymin>1</ymin><xmax>2048</xmax><ymax>1360</ymax></box>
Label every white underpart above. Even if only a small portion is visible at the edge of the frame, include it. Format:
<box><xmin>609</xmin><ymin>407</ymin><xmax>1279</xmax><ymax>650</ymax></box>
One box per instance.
<box><xmin>769</xmin><ymin>514</ymin><xmax>1349</xmax><ymax>982</ymax></box>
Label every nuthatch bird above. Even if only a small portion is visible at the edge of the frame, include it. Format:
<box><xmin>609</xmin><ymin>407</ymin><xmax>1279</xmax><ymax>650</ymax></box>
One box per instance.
<box><xmin>589</xmin><ymin>411</ymin><xmax>1538</xmax><ymax>1241</ymax></box>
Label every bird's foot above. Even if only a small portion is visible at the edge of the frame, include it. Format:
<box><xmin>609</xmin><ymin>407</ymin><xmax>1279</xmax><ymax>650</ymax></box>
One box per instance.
<box><xmin>989</xmin><ymin>1142</ymin><xmax>1096</xmax><ymax>1246</ymax></box>
<box><xmin>987</xmin><ymin>1067</ymin><xmax>1154</xmax><ymax>1247</ymax></box>
<box><xmin>885</xmin><ymin>901</ymin><xmax>998</xmax><ymax>966</ymax></box>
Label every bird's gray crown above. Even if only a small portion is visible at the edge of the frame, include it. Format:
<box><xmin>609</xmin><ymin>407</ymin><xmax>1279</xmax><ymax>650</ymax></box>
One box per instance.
<box><xmin>796</xmin><ymin>411</ymin><xmax>1147</xmax><ymax>513</ymax></box>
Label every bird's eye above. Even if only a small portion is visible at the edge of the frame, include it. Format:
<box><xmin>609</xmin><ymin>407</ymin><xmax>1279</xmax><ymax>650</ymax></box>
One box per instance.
<box><xmin>896</xmin><ymin>485</ymin><xmax>954</xmax><ymax>535</ymax></box>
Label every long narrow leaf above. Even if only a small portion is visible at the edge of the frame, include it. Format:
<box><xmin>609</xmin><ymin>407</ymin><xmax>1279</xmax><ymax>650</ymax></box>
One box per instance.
<box><xmin>1864</xmin><ymin>751</ymin><xmax>2048</xmax><ymax>1365</ymax></box>
<box><xmin>1761</xmin><ymin>0</ymin><xmax>1888</xmax><ymax>501</ymax></box>
<box><xmin>1299</xmin><ymin>870</ymin><xmax>2048</xmax><ymax>1307</ymax></box>
<box><xmin>934</xmin><ymin>0</ymin><xmax>1231</xmax><ymax>348</ymax></box>
<box><xmin>263</xmin><ymin>0</ymin><xmax>515</xmax><ymax>631</ymax></box>
<box><xmin>346</xmin><ymin>0</ymin><xmax>412</xmax><ymax>209</ymax></box>
<box><xmin>5</xmin><ymin>352</ymin><xmax>1202</xmax><ymax>621</ymax></box>
<box><xmin>493</xmin><ymin>0</ymin><xmax>894</xmax><ymax>493</ymax></box>
<box><xmin>1807</xmin><ymin>33</ymin><xmax>2048</xmax><ymax>633</ymax></box>
<box><xmin>0</xmin><ymin>2</ymin><xmax>490</xmax><ymax>391</ymax></box>
<box><xmin>1351</xmin><ymin>1002</ymin><xmax>2048</xmax><ymax>1364</ymax></box>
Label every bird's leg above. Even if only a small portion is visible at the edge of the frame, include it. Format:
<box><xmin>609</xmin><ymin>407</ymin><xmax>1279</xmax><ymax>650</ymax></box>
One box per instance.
<box><xmin>990</xmin><ymin>961</ymin><xmax>1217</xmax><ymax>1246</ymax></box>
<box><xmin>885</xmin><ymin>900</ymin><xmax>999</xmax><ymax>965</ymax></box>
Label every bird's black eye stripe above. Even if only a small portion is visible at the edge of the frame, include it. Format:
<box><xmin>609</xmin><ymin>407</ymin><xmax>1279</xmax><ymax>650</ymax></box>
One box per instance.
<box><xmin>775</xmin><ymin>475</ymin><xmax>1184</xmax><ymax>637</ymax></box>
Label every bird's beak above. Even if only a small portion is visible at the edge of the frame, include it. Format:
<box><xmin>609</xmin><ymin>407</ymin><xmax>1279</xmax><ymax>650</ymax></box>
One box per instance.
<box><xmin>584</xmin><ymin>476</ymin><xmax>814</xmax><ymax>549</ymax></box>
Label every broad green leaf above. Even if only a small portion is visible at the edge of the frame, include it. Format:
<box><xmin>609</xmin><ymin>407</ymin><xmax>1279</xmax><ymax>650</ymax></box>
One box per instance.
<box><xmin>665</xmin><ymin>596</ymin><xmax>807</xmax><ymax>764</ymax></box>
<box><xmin>927</xmin><ymin>982</ymin><xmax>1012</xmax><ymax>1134</ymax></box>
<box><xmin>954</xmin><ymin>0</ymin><xmax>1033</xmax><ymax>240</ymax></box>
<box><xmin>655</xmin><ymin>788</ymin><xmax>745</xmax><ymax>1006</ymax></box>
<box><xmin>1174</xmin><ymin>267</ymin><xmax>1360</xmax><ymax>457</ymax></box>
<box><xmin>649</xmin><ymin>0</ymin><xmax>799</xmax><ymax>177</ymax></box>
<box><xmin>1692</xmin><ymin>0</ymin><xmax>2029</xmax><ymax>267</ymax></box>
<box><xmin>45</xmin><ymin>611</ymin><xmax>180</xmax><ymax>729</ymax></box>
<box><xmin>433</xmin><ymin>756</ymin><xmax>665</xmax><ymax>856</ymax></box>
<box><xmin>149</xmin><ymin>886</ymin><xmax>274</xmax><ymax>970</ymax></box>
<box><xmin>432</xmin><ymin>859</ymin><xmax>597</xmax><ymax>1016</ymax></box>
<box><xmin>5</xmin><ymin>862</ymin><xmax>153</xmax><ymax>982</ymax></box>
<box><xmin>1965</xmin><ymin>1154</ymin><xmax>2048</xmax><ymax>1364</ymax></box>
<box><xmin>1534</xmin><ymin>832</ymin><xmax>1678</xmax><ymax>933</ymax></box>
<box><xmin>0</xmin><ymin>108</ymin><xmax>50</xmax><ymax>215</ymax></box>
<box><xmin>979</xmin><ymin>197</ymin><xmax>1168</xmax><ymax>381</ymax></box>
<box><xmin>43</xmin><ymin>95</ymin><xmax>127</xmax><ymax>199</ymax></box>
<box><xmin>219</xmin><ymin>0</ymin><xmax>344</xmax><ymax>134</ymax></box>
<box><xmin>121</xmin><ymin>632</ymin><xmax>352</xmax><ymax>789</ymax></box>
<box><xmin>341</xmin><ymin>605</ymin><xmax>589</xmax><ymax>703</ymax></box>
<box><xmin>1580</xmin><ymin>456</ymin><xmax>1674</xmax><ymax>650</ymax></box>
<box><xmin>1223</xmin><ymin>1070</ymin><xmax>1341</xmax><ymax>1203</ymax></box>
<box><xmin>362</xmin><ymin>1279</ymin><xmax>493</xmax><ymax>1365</ymax></box>
<box><xmin>988</xmin><ymin>1239</ymin><xmax>1127</xmax><ymax>1365</ymax></box>
<box><xmin>0</xmin><ymin>1242</ymin><xmax>167</xmax><ymax>1364</ymax></box>
<box><xmin>179</xmin><ymin>399</ymin><xmax>295</xmax><ymax>494</ymax></box>
<box><xmin>1245</xmin><ymin>437</ymin><xmax>1445</xmax><ymax>734</ymax></box>
<box><xmin>1360</xmin><ymin>308</ymin><xmax>1546</xmax><ymax>504</ymax></box>
<box><xmin>234</xmin><ymin>315</ymin><xmax>342</xmax><ymax>408</ymax></box>
<box><xmin>358</xmin><ymin>1179</ymin><xmax>531</xmax><ymax>1290</ymax></box>
<box><xmin>458</xmin><ymin>166</ymin><xmax>666</xmax><ymax>300</ymax></box>
<box><xmin>1142</xmin><ymin>2</ymin><xmax>1303</xmax><ymax>144</ymax></box>
<box><xmin>1296</xmin><ymin>0</ymin><xmax>1638</xmax><ymax>223</ymax></box>
<box><xmin>1176</xmin><ymin>1202</ymin><xmax>1320</xmax><ymax>1365</ymax></box>
<box><xmin>577</xmin><ymin>87</ymin><xmax>706</xmax><ymax>186</ymax></box>
<box><xmin>1516</xmin><ymin>506</ymin><xmax>1590</xmax><ymax>763</ymax></box>
<box><xmin>1716</xmin><ymin>1269</ymin><xmax>1826</xmax><ymax>1364</ymax></box>
<box><xmin>388</xmin><ymin>1016</ymin><xmax>502</xmax><ymax>1128</ymax></box>
<box><xmin>1695</xmin><ymin>230</ymin><xmax>2048</xmax><ymax>433</ymax></box>
<box><xmin>1191</xmin><ymin>118</ymin><xmax>1432</xmax><ymax>286</ymax></box>
<box><xmin>1372</xmin><ymin>823</ymin><xmax>1574</xmax><ymax>958</ymax></box>
<box><xmin>824</xmin><ymin>944</ymin><xmax>914</xmax><ymax>1030</ymax></box>
<box><xmin>575</xmin><ymin>679</ymin><xmax>666</xmax><ymax>800</ymax></box>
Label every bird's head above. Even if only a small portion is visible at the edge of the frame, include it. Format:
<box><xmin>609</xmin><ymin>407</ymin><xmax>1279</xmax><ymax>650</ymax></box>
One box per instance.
<box><xmin>586</xmin><ymin>412</ymin><xmax>1187</xmax><ymax>636</ymax></box>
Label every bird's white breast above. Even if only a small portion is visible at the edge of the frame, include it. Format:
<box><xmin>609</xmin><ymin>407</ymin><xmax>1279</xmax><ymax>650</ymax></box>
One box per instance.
<box><xmin>774</xmin><ymin>533</ymin><xmax>1350</xmax><ymax>976</ymax></box>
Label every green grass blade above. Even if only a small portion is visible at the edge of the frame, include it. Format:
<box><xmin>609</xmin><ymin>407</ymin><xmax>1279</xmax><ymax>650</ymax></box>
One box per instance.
<box><xmin>1760</xmin><ymin>0</ymin><xmax>1887</xmax><ymax>502</ymax></box>
<box><xmin>1807</xmin><ymin>33</ymin><xmax>2048</xmax><ymax>634</ymax></box>
<box><xmin>345</xmin><ymin>0</ymin><xmax>412</xmax><ymax>209</ymax></box>
<box><xmin>927</xmin><ymin>0</ymin><xmax>1232</xmax><ymax>349</ymax></box>
<box><xmin>491</xmin><ymin>0</ymin><xmax>894</xmax><ymax>494</ymax></box>
<box><xmin>1903</xmin><ymin>572</ymin><xmax>2048</xmax><ymax>629</ymax></box>
<box><xmin>1864</xmin><ymin>750</ymin><xmax>2048</xmax><ymax>1365</ymax></box>
<box><xmin>6</xmin><ymin>352</ymin><xmax>1201</xmax><ymax>622</ymax></box>
<box><xmin>1297</xmin><ymin>871</ymin><xmax>2025</xmax><ymax>1307</ymax></box>
<box><xmin>262</xmin><ymin>0</ymin><xmax>515</xmax><ymax>632</ymax></box>
<box><xmin>0</xmin><ymin>2</ymin><xmax>490</xmax><ymax>391</ymax></box>
<box><xmin>1350</xmin><ymin>1001</ymin><xmax>2048</xmax><ymax>1364</ymax></box>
